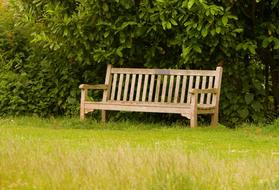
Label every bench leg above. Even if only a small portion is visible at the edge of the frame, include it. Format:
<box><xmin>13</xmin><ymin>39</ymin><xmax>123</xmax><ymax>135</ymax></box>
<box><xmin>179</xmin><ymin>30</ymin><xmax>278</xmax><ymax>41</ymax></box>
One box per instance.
<box><xmin>190</xmin><ymin>114</ymin><xmax>197</xmax><ymax>128</ymax></box>
<box><xmin>211</xmin><ymin>113</ymin><xmax>218</xmax><ymax>127</ymax></box>
<box><xmin>101</xmin><ymin>110</ymin><xmax>107</xmax><ymax>122</ymax></box>
<box><xmin>80</xmin><ymin>89</ymin><xmax>86</xmax><ymax>121</ymax></box>
<box><xmin>80</xmin><ymin>106</ymin><xmax>85</xmax><ymax>120</ymax></box>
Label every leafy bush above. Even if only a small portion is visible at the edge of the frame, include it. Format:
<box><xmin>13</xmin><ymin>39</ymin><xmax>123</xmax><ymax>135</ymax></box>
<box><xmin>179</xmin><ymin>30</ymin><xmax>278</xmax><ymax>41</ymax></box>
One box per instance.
<box><xmin>1</xmin><ymin>0</ymin><xmax>278</xmax><ymax>124</ymax></box>
<box><xmin>0</xmin><ymin>6</ymin><xmax>80</xmax><ymax>116</ymax></box>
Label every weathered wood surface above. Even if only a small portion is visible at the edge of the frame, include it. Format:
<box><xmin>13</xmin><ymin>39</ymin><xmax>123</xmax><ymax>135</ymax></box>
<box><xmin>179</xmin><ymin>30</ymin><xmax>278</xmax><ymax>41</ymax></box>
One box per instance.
<box><xmin>111</xmin><ymin>68</ymin><xmax>217</xmax><ymax>76</ymax></box>
<box><xmin>80</xmin><ymin>64</ymin><xmax>223</xmax><ymax>128</ymax></box>
<box><xmin>79</xmin><ymin>84</ymin><xmax>108</xmax><ymax>90</ymax></box>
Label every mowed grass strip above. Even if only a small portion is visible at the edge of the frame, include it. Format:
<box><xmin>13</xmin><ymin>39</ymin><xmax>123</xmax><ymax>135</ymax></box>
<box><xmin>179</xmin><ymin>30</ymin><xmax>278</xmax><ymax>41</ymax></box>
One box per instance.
<box><xmin>0</xmin><ymin>117</ymin><xmax>279</xmax><ymax>190</ymax></box>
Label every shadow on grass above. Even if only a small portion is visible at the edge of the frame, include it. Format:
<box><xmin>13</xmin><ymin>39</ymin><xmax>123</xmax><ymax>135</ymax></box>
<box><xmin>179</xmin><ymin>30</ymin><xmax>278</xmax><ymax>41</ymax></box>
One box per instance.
<box><xmin>2</xmin><ymin>113</ymin><xmax>278</xmax><ymax>133</ymax></box>
<box><xmin>0</xmin><ymin>114</ymin><xmax>229</xmax><ymax>131</ymax></box>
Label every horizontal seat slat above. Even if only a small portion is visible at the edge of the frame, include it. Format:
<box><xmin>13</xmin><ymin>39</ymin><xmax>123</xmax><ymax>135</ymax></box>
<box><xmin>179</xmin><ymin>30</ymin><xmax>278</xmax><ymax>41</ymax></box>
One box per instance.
<box><xmin>111</xmin><ymin>68</ymin><xmax>217</xmax><ymax>76</ymax></box>
<box><xmin>84</xmin><ymin>101</ymin><xmax>192</xmax><ymax>115</ymax></box>
<box><xmin>99</xmin><ymin>101</ymin><xmax>191</xmax><ymax>107</ymax></box>
<box><xmin>105</xmin><ymin>101</ymin><xmax>215</xmax><ymax>109</ymax></box>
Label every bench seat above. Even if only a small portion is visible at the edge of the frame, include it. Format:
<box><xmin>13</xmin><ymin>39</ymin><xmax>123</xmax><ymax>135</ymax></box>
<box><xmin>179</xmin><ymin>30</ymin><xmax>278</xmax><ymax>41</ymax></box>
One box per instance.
<box><xmin>80</xmin><ymin>64</ymin><xmax>223</xmax><ymax>127</ymax></box>
<box><xmin>84</xmin><ymin>101</ymin><xmax>216</xmax><ymax>113</ymax></box>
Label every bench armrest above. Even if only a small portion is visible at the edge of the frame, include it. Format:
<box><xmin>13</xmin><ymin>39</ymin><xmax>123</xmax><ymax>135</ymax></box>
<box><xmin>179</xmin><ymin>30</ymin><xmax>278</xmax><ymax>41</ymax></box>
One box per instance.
<box><xmin>190</xmin><ymin>88</ymin><xmax>218</xmax><ymax>94</ymax></box>
<box><xmin>79</xmin><ymin>84</ymin><xmax>108</xmax><ymax>90</ymax></box>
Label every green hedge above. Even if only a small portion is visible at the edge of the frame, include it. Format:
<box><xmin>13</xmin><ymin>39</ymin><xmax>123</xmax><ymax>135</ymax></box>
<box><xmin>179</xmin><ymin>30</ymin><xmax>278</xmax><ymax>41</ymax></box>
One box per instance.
<box><xmin>1</xmin><ymin>0</ymin><xmax>277</xmax><ymax>124</ymax></box>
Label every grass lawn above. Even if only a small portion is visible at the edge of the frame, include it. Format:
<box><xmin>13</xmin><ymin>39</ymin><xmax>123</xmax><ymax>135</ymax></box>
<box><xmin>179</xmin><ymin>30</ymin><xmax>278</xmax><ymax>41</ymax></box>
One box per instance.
<box><xmin>0</xmin><ymin>117</ymin><xmax>279</xmax><ymax>190</ymax></box>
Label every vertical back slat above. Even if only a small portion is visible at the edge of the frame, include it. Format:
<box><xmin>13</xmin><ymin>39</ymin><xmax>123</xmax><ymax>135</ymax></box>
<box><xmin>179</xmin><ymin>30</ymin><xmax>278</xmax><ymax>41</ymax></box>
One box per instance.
<box><xmin>174</xmin><ymin>75</ymin><xmax>181</xmax><ymax>103</ymax></box>
<box><xmin>123</xmin><ymin>74</ymin><xmax>130</xmax><ymax>101</ymax></box>
<box><xmin>129</xmin><ymin>74</ymin><xmax>136</xmax><ymax>101</ymax></box>
<box><xmin>161</xmin><ymin>75</ymin><xmax>168</xmax><ymax>102</ymax></box>
<box><xmin>117</xmin><ymin>74</ymin><xmax>124</xmax><ymax>101</ymax></box>
<box><xmin>180</xmin><ymin>76</ymin><xmax>187</xmax><ymax>103</ymax></box>
<box><xmin>200</xmin><ymin>76</ymin><xmax>207</xmax><ymax>104</ymax></box>
<box><xmin>155</xmin><ymin>75</ymin><xmax>161</xmax><ymax>102</ymax></box>
<box><xmin>195</xmin><ymin>76</ymin><xmax>200</xmax><ymax>89</ymax></box>
<box><xmin>136</xmin><ymin>74</ymin><xmax>143</xmax><ymax>101</ymax></box>
<box><xmin>167</xmin><ymin>75</ymin><xmax>174</xmax><ymax>103</ymax></box>
<box><xmin>110</xmin><ymin>73</ymin><xmax>118</xmax><ymax>100</ymax></box>
<box><xmin>102</xmin><ymin>64</ymin><xmax>112</xmax><ymax>102</ymax></box>
<box><xmin>142</xmin><ymin>74</ymin><xmax>149</xmax><ymax>102</ymax></box>
<box><xmin>148</xmin><ymin>75</ymin><xmax>155</xmax><ymax>102</ymax></box>
<box><xmin>195</xmin><ymin>76</ymin><xmax>200</xmax><ymax>104</ymax></box>
<box><xmin>206</xmin><ymin>76</ymin><xmax>214</xmax><ymax>104</ymax></box>
<box><xmin>187</xmin><ymin>76</ymin><xmax>194</xmax><ymax>103</ymax></box>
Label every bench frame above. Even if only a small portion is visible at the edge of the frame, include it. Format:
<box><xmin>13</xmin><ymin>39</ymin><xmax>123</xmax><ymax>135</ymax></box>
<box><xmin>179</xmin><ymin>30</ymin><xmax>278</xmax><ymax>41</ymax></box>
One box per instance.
<box><xmin>80</xmin><ymin>65</ymin><xmax>223</xmax><ymax>128</ymax></box>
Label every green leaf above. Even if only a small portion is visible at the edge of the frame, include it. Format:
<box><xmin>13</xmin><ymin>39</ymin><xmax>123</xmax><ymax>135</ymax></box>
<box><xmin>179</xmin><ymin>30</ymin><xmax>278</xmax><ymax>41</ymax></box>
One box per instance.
<box><xmin>245</xmin><ymin>94</ymin><xmax>254</xmax><ymax>104</ymax></box>
<box><xmin>201</xmin><ymin>27</ymin><xmax>208</xmax><ymax>37</ymax></box>
<box><xmin>236</xmin><ymin>43</ymin><xmax>242</xmax><ymax>51</ymax></box>
<box><xmin>188</xmin><ymin>0</ymin><xmax>195</xmax><ymax>9</ymax></box>
<box><xmin>193</xmin><ymin>45</ymin><xmax>202</xmax><ymax>53</ymax></box>
<box><xmin>233</xmin><ymin>28</ymin><xmax>243</xmax><ymax>33</ymax></box>
<box><xmin>210</xmin><ymin>9</ymin><xmax>216</xmax><ymax>15</ymax></box>
<box><xmin>63</xmin><ymin>29</ymin><xmax>68</xmax><ymax>37</ymax></box>
<box><xmin>216</xmin><ymin>27</ymin><xmax>221</xmax><ymax>34</ymax></box>
<box><xmin>116</xmin><ymin>48</ymin><xmax>123</xmax><ymax>57</ymax></box>
<box><xmin>104</xmin><ymin>31</ymin><xmax>110</xmax><ymax>38</ymax></box>
<box><xmin>248</xmin><ymin>46</ymin><xmax>256</xmax><ymax>54</ymax></box>
<box><xmin>262</xmin><ymin>38</ymin><xmax>270</xmax><ymax>48</ymax></box>
<box><xmin>162</xmin><ymin>21</ymin><xmax>167</xmax><ymax>30</ymax></box>
<box><xmin>238</xmin><ymin>108</ymin><xmax>249</xmax><ymax>119</ymax></box>
<box><xmin>170</xmin><ymin>18</ymin><xmax>178</xmax><ymax>26</ymax></box>
<box><xmin>228</xmin><ymin>15</ymin><xmax>238</xmax><ymax>20</ymax></box>
<box><xmin>210</xmin><ymin>29</ymin><xmax>216</xmax><ymax>36</ymax></box>
<box><xmin>271</xmin><ymin>0</ymin><xmax>279</xmax><ymax>9</ymax></box>
<box><xmin>102</xmin><ymin>3</ymin><xmax>109</xmax><ymax>12</ymax></box>
<box><xmin>274</xmin><ymin>38</ymin><xmax>279</xmax><ymax>49</ymax></box>
<box><xmin>182</xmin><ymin>46</ymin><xmax>191</xmax><ymax>58</ymax></box>
<box><xmin>119</xmin><ymin>32</ymin><xmax>125</xmax><ymax>43</ymax></box>
<box><xmin>197</xmin><ymin>24</ymin><xmax>202</xmax><ymax>31</ymax></box>
<box><xmin>184</xmin><ymin>21</ymin><xmax>192</xmax><ymax>27</ymax></box>
<box><xmin>120</xmin><ymin>21</ymin><xmax>137</xmax><ymax>30</ymax></box>
<box><xmin>166</xmin><ymin>21</ymin><xmax>172</xmax><ymax>29</ymax></box>
<box><xmin>222</xmin><ymin>16</ymin><xmax>228</xmax><ymax>26</ymax></box>
<box><xmin>251</xmin><ymin>101</ymin><xmax>262</xmax><ymax>112</ymax></box>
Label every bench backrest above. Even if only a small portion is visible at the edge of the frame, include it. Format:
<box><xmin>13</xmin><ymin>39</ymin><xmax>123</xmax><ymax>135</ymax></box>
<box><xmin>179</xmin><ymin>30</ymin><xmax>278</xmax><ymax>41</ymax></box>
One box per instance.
<box><xmin>103</xmin><ymin>65</ymin><xmax>223</xmax><ymax>106</ymax></box>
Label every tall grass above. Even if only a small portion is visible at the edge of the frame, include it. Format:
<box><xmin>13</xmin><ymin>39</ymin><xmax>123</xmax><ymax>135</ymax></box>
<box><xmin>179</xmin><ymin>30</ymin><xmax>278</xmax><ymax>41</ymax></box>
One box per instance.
<box><xmin>0</xmin><ymin>117</ymin><xmax>279</xmax><ymax>189</ymax></box>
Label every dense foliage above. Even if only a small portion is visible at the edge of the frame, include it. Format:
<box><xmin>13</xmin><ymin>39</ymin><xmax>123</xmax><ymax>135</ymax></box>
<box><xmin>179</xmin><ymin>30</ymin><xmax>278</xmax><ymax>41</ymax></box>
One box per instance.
<box><xmin>0</xmin><ymin>0</ymin><xmax>278</xmax><ymax>124</ymax></box>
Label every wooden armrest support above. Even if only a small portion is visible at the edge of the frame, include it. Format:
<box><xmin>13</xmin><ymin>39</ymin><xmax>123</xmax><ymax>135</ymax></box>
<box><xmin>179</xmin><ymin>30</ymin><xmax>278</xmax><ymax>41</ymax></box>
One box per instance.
<box><xmin>190</xmin><ymin>88</ymin><xmax>218</xmax><ymax>94</ymax></box>
<box><xmin>79</xmin><ymin>84</ymin><xmax>108</xmax><ymax>90</ymax></box>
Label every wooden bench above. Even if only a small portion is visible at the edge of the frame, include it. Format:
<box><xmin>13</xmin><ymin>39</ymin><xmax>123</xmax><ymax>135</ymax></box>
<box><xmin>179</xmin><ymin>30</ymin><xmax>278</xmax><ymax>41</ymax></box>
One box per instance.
<box><xmin>79</xmin><ymin>65</ymin><xmax>223</xmax><ymax>128</ymax></box>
